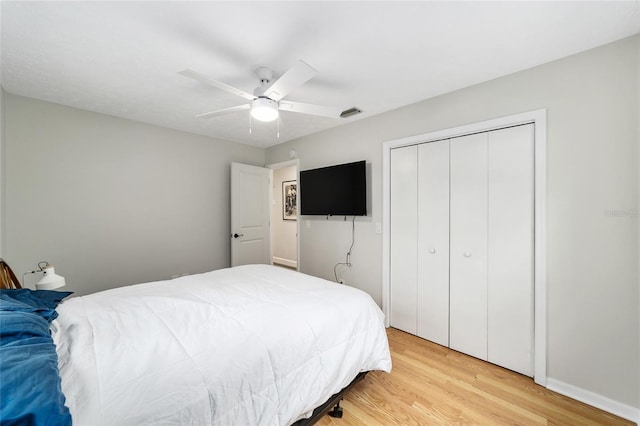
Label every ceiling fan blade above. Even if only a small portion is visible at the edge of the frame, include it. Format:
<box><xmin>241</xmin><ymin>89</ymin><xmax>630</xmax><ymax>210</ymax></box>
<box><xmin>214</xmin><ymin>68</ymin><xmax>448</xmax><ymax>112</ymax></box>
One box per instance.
<box><xmin>279</xmin><ymin>101</ymin><xmax>342</xmax><ymax>118</ymax></box>
<box><xmin>196</xmin><ymin>104</ymin><xmax>250</xmax><ymax>119</ymax></box>
<box><xmin>263</xmin><ymin>60</ymin><xmax>318</xmax><ymax>101</ymax></box>
<box><xmin>180</xmin><ymin>69</ymin><xmax>255</xmax><ymax>101</ymax></box>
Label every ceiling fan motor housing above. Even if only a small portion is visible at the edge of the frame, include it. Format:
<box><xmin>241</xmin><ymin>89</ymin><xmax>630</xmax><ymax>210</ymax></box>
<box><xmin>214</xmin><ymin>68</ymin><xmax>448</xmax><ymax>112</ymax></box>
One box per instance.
<box><xmin>253</xmin><ymin>67</ymin><xmax>274</xmax><ymax>97</ymax></box>
<box><xmin>255</xmin><ymin>67</ymin><xmax>273</xmax><ymax>85</ymax></box>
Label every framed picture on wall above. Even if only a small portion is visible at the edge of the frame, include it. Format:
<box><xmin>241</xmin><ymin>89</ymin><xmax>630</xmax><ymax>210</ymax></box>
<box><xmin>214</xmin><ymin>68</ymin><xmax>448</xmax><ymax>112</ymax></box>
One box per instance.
<box><xmin>282</xmin><ymin>180</ymin><xmax>297</xmax><ymax>221</ymax></box>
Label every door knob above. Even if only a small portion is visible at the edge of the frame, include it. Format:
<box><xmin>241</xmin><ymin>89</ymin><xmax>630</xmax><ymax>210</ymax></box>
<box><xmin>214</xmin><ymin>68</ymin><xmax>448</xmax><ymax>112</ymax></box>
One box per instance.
<box><xmin>429</xmin><ymin>248</ymin><xmax>436</xmax><ymax>254</ymax></box>
<box><xmin>232</xmin><ymin>233</ymin><xmax>244</xmax><ymax>239</ymax></box>
<box><xmin>464</xmin><ymin>251</ymin><xmax>472</xmax><ymax>257</ymax></box>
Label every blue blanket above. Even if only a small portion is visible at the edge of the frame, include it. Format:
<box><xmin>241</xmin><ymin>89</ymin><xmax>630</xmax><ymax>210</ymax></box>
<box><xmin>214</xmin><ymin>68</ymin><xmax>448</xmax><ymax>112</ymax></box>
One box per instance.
<box><xmin>0</xmin><ymin>289</ymin><xmax>72</xmax><ymax>426</ymax></box>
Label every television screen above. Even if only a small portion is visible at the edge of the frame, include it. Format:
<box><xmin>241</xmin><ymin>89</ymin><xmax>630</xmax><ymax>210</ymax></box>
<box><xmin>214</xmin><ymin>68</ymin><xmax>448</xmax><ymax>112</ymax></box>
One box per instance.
<box><xmin>300</xmin><ymin>160</ymin><xmax>367</xmax><ymax>216</ymax></box>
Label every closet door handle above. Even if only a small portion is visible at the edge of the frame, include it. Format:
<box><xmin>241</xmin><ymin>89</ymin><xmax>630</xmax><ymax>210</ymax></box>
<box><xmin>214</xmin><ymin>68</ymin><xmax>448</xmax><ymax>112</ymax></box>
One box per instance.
<box><xmin>463</xmin><ymin>251</ymin><xmax>472</xmax><ymax>258</ymax></box>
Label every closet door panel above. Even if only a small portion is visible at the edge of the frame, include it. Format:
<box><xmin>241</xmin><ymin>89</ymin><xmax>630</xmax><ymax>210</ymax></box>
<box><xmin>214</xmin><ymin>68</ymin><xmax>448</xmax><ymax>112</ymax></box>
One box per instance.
<box><xmin>417</xmin><ymin>140</ymin><xmax>450</xmax><ymax>346</ymax></box>
<box><xmin>390</xmin><ymin>145</ymin><xmax>418</xmax><ymax>334</ymax></box>
<box><xmin>449</xmin><ymin>133</ymin><xmax>488</xmax><ymax>361</ymax></box>
<box><xmin>487</xmin><ymin>124</ymin><xmax>534</xmax><ymax>376</ymax></box>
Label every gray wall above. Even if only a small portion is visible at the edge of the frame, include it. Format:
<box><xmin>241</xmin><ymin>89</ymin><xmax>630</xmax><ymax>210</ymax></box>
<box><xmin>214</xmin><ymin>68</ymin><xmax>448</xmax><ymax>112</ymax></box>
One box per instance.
<box><xmin>3</xmin><ymin>93</ymin><xmax>265</xmax><ymax>296</ymax></box>
<box><xmin>637</xmin><ymin>36</ymin><xmax>640</xmax><ymax>413</ymax></box>
<box><xmin>0</xmin><ymin>88</ymin><xmax>5</xmax><ymax>259</ymax></box>
<box><xmin>266</xmin><ymin>36</ymin><xmax>640</xmax><ymax>410</ymax></box>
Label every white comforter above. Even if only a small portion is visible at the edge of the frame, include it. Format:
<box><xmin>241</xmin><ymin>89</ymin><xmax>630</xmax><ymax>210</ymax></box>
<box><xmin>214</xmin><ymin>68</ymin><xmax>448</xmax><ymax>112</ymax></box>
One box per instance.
<box><xmin>52</xmin><ymin>264</ymin><xmax>391</xmax><ymax>425</ymax></box>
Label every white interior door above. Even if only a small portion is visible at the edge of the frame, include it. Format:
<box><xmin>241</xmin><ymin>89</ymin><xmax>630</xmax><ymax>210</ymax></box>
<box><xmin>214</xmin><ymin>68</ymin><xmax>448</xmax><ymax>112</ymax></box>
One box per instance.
<box><xmin>487</xmin><ymin>124</ymin><xmax>534</xmax><ymax>376</ymax></box>
<box><xmin>417</xmin><ymin>140</ymin><xmax>450</xmax><ymax>346</ymax></box>
<box><xmin>231</xmin><ymin>162</ymin><xmax>271</xmax><ymax>267</ymax></box>
<box><xmin>449</xmin><ymin>132</ymin><xmax>489</xmax><ymax>361</ymax></box>
<box><xmin>387</xmin><ymin>125</ymin><xmax>534</xmax><ymax>375</ymax></box>
<box><xmin>384</xmin><ymin>111</ymin><xmax>543</xmax><ymax>382</ymax></box>
<box><xmin>389</xmin><ymin>145</ymin><xmax>418</xmax><ymax>334</ymax></box>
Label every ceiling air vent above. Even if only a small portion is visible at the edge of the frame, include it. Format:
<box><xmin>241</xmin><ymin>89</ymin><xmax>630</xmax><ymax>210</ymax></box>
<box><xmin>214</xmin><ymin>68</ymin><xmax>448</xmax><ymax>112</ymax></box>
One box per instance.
<box><xmin>340</xmin><ymin>107</ymin><xmax>362</xmax><ymax>118</ymax></box>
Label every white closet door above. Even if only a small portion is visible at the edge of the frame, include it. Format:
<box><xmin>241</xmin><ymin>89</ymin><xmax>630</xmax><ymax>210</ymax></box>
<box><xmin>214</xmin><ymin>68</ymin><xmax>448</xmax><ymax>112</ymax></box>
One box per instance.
<box><xmin>449</xmin><ymin>133</ymin><xmax>489</xmax><ymax>361</ymax></box>
<box><xmin>390</xmin><ymin>145</ymin><xmax>418</xmax><ymax>334</ymax></box>
<box><xmin>487</xmin><ymin>124</ymin><xmax>534</xmax><ymax>376</ymax></box>
<box><xmin>417</xmin><ymin>140</ymin><xmax>450</xmax><ymax>346</ymax></box>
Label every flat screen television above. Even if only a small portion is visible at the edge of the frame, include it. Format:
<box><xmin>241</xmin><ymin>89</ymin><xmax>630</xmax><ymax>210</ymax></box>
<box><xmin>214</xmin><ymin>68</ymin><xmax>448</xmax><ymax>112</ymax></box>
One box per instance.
<box><xmin>300</xmin><ymin>160</ymin><xmax>367</xmax><ymax>216</ymax></box>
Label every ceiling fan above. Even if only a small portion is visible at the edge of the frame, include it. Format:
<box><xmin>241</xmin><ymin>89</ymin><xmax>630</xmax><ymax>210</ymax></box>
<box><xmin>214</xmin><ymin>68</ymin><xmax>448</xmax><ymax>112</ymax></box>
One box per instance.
<box><xmin>179</xmin><ymin>60</ymin><xmax>345</xmax><ymax>123</ymax></box>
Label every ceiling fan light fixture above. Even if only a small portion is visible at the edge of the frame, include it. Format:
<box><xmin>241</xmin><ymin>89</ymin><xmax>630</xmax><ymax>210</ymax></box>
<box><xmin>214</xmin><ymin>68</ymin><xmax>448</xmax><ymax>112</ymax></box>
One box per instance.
<box><xmin>251</xmin><ymin>97</ymin><xmax>279</xmax><ymax>122</ymax></box>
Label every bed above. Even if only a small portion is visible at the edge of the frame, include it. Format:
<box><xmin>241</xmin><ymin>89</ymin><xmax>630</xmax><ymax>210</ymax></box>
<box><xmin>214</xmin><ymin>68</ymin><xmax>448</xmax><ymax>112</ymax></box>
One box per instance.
<box><xmin>1</xmin><ymin>264</ymin><xmax>391</xmax><ymax>425</ymax></box>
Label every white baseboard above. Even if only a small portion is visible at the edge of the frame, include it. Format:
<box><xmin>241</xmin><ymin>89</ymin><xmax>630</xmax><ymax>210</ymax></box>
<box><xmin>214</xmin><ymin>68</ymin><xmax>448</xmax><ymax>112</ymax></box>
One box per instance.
<box><xmin>546</xmin><ymin>378</ymin><xmax>639</xmax><ymax>424</ymax></box>
<box><xmin>273</xmin><ymin>257</ymin><xmax>297</xmax><ymax>269</ymax></box>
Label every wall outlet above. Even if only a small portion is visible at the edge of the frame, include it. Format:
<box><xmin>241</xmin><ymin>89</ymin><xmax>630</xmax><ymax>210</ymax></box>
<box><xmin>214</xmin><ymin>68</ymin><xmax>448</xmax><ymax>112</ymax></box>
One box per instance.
<box><xmin>375</xmin><ymin>222</ymin><xmax>382</xmax><ymax>234</ymax></box>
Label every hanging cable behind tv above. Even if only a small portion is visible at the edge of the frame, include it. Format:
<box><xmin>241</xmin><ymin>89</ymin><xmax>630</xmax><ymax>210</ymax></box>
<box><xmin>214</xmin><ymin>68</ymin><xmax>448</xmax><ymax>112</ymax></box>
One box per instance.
<box><xmin>334</xmin><ymin>216</ymin><xmax>356</xmax><ymax>283</ymax></box>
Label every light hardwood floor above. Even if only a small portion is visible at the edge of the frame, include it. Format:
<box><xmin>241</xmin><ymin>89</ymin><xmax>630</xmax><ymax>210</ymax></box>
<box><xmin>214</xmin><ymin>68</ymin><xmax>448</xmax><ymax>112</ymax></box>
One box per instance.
<box><xmin>317</xmin><ymin>328</ymin><xmax>633</xmax><ymax>425</ymax></box>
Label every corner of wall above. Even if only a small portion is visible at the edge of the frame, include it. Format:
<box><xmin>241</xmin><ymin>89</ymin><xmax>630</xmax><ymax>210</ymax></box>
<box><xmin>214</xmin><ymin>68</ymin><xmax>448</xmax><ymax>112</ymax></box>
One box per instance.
<box><xmin>636</xmin><ymin>33</ymin><xmax>640</xmax><ymax>418</ymax></box>
<box><xmin>0</xmin><ymin>87</ymin><xmax>5</xmax><ymax>259</ymax></box>
<box><xmin>1</xmin><ymin>3</ymin><xmax>5</xmax><ymax>259</ymax></box>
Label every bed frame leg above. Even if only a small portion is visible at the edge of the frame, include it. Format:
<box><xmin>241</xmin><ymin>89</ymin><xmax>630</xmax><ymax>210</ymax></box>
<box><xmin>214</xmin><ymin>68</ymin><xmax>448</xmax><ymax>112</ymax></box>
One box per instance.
<box><xmin>328</xmin><ymin>401</ymin><xmax>343</xmax><ymax>418</ymax></box>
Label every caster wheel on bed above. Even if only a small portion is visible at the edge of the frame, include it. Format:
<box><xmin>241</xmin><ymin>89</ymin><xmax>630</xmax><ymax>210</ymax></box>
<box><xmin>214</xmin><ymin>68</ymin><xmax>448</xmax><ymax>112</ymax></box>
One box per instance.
<box><xmin>329</xmin><ymin>403</ymin><xmax>343</xmax><ymax>418</ymax></box>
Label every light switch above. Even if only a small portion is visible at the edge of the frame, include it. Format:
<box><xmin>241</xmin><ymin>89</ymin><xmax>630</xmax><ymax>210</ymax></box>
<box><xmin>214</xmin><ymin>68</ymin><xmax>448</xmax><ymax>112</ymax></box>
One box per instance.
<box><xmin>306</xmin><ymin>220</ymin><xmax>311</xmax><ymax>229</ymax></box>
<box><xmin>375</xmin><ymin>222</ymin><xmax>382</xmax><ymax>234</ymax></box>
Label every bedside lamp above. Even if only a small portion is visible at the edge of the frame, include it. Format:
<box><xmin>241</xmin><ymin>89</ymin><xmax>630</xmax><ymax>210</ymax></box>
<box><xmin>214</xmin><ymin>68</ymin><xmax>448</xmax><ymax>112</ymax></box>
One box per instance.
<box><xmin>23</xmin><ymin>261</ymin><xmax>66</xmax><ymax>290</ymax></box>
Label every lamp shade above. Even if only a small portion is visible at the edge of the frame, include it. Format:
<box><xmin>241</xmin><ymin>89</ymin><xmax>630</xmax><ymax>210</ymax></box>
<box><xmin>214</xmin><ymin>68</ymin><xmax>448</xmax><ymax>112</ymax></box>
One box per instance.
<box><xmin>36</xmin><ymin>265</ymin><xmax>66</xmax><ymax>290</ymax></box>
<box><xmin>251</xmin><ymin>97</ymin><xmax>279</xmax><ymax>122</ymax></box>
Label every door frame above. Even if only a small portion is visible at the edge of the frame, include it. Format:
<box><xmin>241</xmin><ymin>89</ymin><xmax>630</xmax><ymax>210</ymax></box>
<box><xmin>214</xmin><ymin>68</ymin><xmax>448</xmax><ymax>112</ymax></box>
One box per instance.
<box><xmin>266</xmin><ymin>159</ymin><xmax>300</xmax><ymax>270</ymax></box>
<box><xmin>382</xmin><ymin>109</ymin><xmax>547</xmax><ymax>386</ymax></box>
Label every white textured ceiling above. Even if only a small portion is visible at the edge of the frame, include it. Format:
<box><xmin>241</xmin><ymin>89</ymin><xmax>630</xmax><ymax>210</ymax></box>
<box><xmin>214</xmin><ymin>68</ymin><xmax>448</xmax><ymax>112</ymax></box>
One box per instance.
<box><xmin>2</xmin><ymin>1</ymin><xmax>639</xmax><ymax>148</ymax></box>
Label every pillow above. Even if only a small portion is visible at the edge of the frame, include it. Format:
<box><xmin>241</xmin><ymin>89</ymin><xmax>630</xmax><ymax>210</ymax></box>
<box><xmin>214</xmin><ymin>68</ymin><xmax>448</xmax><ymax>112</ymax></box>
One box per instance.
<box><xmin>1</xmin><ymin>289</ymin><xmax>72</xmax><ymax>425</ymax></box>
